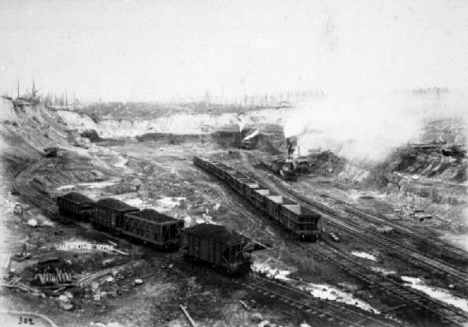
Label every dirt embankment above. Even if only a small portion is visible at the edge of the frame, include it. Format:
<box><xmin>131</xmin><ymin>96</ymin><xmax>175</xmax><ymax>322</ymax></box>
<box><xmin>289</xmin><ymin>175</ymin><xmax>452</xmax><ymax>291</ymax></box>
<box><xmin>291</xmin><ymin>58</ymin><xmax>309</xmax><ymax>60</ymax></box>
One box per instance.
<box><xmin>0</xmin><ymin>99</ymin><xmax>71</xmax><ymax>177</ymax></box>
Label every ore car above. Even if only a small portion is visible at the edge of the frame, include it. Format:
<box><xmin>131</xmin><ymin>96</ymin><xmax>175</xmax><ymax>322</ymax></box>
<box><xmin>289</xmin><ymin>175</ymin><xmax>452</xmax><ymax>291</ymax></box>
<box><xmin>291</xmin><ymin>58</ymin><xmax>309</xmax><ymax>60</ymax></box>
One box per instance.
<box><xmin>239</xmin><ymin>178</ymin><xmax>262</xmax><ymax>203</ymax></box>
<box><xmin>182</xmin><ymin>223</ymin><xmax>253</xmax><ymax>275</ymax></box>
<box><xmin>122</xmin><ymin>209</ymin><xmax>184</xmax><ymax>250</ymax></box>
<box><xmin>230</xmin><ymin>172</ymin><xmax>250</xmax><ymax>194</ymax></box>
<box><xmin>91</xmin><ymin>198</ymin><xmax>139</xmax><ymax>232</ymax></box>
<box><xmin>57</xmin><ymin>192</ymin><xmax>95</xmax><ymax>220</ymax></box>
<box><xmin>264</xmin><ymin>194</ymin><xmax>296</xmax><ymax>224</ymax></box>
<box><xmin>193</xmin><ymin>156</ymin><xmax>322</xmax><ymax>241</ymax></box>
<box><xmin>281</xmin><ymin>204</ymin><xmax>321</xmax><ymax>240</ymax></box>
<box><xmin>252</xmin><ymin>188</ymin><xmax>271</xmax><ymax>210</ymax></box>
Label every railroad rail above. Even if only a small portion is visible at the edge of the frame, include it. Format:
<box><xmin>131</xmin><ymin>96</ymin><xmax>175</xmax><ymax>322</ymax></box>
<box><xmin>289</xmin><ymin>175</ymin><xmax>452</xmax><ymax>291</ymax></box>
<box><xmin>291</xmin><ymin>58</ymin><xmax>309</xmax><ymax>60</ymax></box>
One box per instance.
<box><xmin>237</xmin><ymin>152</ymin><xmax>468</xmax><ymax>326</ymax></box>
<box><xmin>245</xmin><ymin>273</ymin><xmax>401</xmax><ymax>327</ymax></box>
<box><xmin>316</xmin><ymin>191</ymin><xmax>468</xmax><ymax>269</ymax></box>
<box><xmin>241</xmin><ymin>153</ymin><xmax>468</xmax><ymax>284</ymax></box>
<box><xmin>157</xmin><ymin>247</ymin><xmax>400</xmax><ymax>327</ymax></box>
<box><xmin>308</xmin><ymin>242</ymin><xmax>468</xmax><ymax>327</ymax></box>
<box><xmin>279</xmin><ymin>180</ymin><xmax>468</xmax><ymax>284</ymax></box>
<box><xmin>13</xmin><ymin>160</ymin><xmax>58</xmax><ymax>215</ymax></box>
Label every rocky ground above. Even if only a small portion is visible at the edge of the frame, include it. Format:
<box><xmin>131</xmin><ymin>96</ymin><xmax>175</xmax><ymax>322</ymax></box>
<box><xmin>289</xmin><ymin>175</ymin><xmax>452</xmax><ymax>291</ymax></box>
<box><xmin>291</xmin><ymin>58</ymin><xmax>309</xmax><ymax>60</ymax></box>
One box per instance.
<box><xmin>0</xmin><ymin>98</ymin><xmax>467</xmax><ymax>327</ymax></box>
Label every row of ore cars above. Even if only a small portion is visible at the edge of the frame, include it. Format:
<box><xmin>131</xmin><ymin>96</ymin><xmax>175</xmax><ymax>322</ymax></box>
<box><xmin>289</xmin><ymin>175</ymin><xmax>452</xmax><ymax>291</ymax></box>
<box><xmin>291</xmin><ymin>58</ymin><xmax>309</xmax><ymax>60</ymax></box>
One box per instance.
<box><xmin>56</xmin><ymin>156</ymin><xmax>322</xmax><ymax>275</ymax></box>
<box><xmin>193</xmin><ymin>156</ymin><xmax>321</xmax><ymax>241</ymax></box>
<box><xmin>56</xmin><ymin>193</ymin><xmax>255</xmax><ymax>274</ymax></box>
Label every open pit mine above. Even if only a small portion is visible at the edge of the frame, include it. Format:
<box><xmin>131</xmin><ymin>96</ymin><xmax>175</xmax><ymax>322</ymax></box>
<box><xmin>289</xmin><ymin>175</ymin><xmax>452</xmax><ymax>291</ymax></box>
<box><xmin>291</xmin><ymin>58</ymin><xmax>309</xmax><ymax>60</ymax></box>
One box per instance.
<box><xmin>0</xmin><ymin>96</ymin><xmax>467</xmax><ymax>327</ymax></box>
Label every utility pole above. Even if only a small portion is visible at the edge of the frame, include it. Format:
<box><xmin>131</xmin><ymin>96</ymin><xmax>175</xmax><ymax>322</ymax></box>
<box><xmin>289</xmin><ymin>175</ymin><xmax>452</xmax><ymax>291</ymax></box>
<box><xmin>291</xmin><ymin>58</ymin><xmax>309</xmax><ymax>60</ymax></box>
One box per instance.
<box><xmin>17</xmin><ymin>79</ymin><xmax>20</xmax><ymax>98</ymax></box>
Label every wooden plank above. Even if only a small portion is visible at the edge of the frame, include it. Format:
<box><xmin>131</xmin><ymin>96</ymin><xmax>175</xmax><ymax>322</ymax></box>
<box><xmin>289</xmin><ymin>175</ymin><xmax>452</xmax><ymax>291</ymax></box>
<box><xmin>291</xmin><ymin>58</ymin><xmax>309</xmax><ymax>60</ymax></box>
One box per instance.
<box><xmin>179</xmin><ymin>305</ymin><xmax>198</xmax><ymax>327</ymax></box>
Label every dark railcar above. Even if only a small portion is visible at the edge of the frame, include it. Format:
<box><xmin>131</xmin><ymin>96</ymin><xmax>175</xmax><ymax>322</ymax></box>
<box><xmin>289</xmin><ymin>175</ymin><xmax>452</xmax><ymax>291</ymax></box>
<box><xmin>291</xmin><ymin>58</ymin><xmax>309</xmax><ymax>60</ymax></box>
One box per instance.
<box><xmin>282</xmin><ymin>204</ymin><xmax>321</xmax><ymax>241</ymax></box>
<box><xmin>239</xmin><ymin>179</ymin><xmax>262</xmax><ymax>203</ymax></box>
<box><xmin>264</xmin><ymin>194</ymin><xmax>296</xmax><ymax>223</ymax></box>
<box><xmin>182</xmin><ymin>223</ymin><xmax>253</xmax><ymax>275</ymax></box>
<box><xmin>193</xmin><ymin>156</ymin><xmax>321</xmax><ymax>241</ymax></box>
<box><xmin>122</xmin><ymin>209</ymin><xmax>184</xmax><ymax>249</ymax></box>
<box><xmin>57</xmin><ymin>192</ymin><xmax>95</xmax><ymax>220</ymax></box>
<box><xmin>91</xmin><ymin>198</ymin><xmax>139</xmax><ymax>232</ymax></box>
<box><xmin>230</xmin><ymin>172</ymin><xmax>250</xmax><ymax>194</ymax></box>
<box><xmin>252</xmin><ymin>188</ymin><xmax>271</xmax><ymax>211</ymax></box>
<box><xmin>214</xmin><ymin>163</ymin><xmax>235</xmax><ymax>181</ymax></box>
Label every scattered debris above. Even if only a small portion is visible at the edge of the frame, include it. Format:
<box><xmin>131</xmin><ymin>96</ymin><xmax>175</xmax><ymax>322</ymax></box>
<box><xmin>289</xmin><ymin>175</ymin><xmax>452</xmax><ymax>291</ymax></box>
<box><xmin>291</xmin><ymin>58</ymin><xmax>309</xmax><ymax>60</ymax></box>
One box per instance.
<box><xmin>351</xmin><ymin>251</ymin><xmax>378</xmax><ymax>261</ymax></box>
<box><xmin>329</xmin><ymin>232</ymin><xmax>340</xmax><ymax>242</ymax></box>
<box><xmin>2</xmin><ymin>281</ymin><xmax>43</xmax><ymax>296</ymax></box>
<box><xmin>44</xmin><ymin>147</ymin><xmax>60</xmax><ymax>157</ymax></box>
<box><xmin>376</xmin><ymin>226</ymin><xmax>393</xmax><ymax>234</ymax></box>
<box><xmin>34</xmin><ymin>269</ymin><xmax>74</xmax><ymax>285</ymax></box>
<box><xmin>112</xmin><ymin>249</ymin><xmax>129</xmax><ymax>256</ymax></box>
<box><xmin>13</xmin><ymin>203</ymin><xmax>23</xmax><ymax>215</ymax></box>
<box><xmin>13</xmin><ymin>252</ymin><xmax>32</xmax><ymax>262</ymax></box>
<box><xmin>251</xmin><ymin>313</ymin><xmax>263</xmax><ymax>323</ymax></box>
<box><xmin>58</xmin><ymin>296</ymin><xmax>74</xmax><ymax>311</ymax></box>
<box><xmin>27</xmin><ymin>219</ymin><xmax>38</xmax><ymax>227</ymax></box>
<box><xmin>4</xmin><ymin>252</ymin><xmax>12</xmax><ymax>271</ymax></box>
<box><xmin>102</xmin><ymin>258</ymin><xmax>116</xmax><ymax>267</ymax></box>
<box><xmin>239</xmin><ymin>300</ymin><xmax>251</xmax><ymax>311</ymax></box>
<box><xmin>179</xmin><ymin>304</ymin><xmax>198</xmax><ymax>327</ymax></box>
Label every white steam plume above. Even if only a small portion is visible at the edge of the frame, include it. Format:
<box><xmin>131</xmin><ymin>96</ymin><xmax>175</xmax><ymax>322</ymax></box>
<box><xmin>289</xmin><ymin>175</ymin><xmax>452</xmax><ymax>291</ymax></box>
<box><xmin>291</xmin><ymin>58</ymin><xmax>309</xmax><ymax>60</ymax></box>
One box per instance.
<box><xmin>283</xmin><ymin>89</ymin><xmax>467</xmax><ymax>163</ymax></box>
<box><xmin>243</xmin><ymin>129</ymin><xmax>259</xmax><ymax>141</ymax></box>
<box><xmin>237</xmin><ymin>113</ymin><xmax>246</xmax><ymax>133</ymax></box>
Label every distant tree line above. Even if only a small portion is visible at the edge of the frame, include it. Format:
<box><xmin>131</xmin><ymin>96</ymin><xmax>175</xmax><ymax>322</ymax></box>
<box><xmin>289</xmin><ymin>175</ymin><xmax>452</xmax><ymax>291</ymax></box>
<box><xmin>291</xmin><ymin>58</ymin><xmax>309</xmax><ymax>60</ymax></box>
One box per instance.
<box><xmin>412</xmin><ymin>87</ymin><xmax>449</xmax><ymax>95</ymax></box>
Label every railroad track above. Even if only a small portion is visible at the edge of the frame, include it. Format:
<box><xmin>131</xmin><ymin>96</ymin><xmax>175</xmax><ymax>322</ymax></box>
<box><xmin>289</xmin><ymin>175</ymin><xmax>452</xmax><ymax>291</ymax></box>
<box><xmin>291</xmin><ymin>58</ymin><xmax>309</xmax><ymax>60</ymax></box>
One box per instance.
<box><xmin>157</xmin><ymin>249</ymin><xmax>399</xmax><ymax>327</ymax></box>
<box><xmin>13</xmin><ymin>159</ymin><xmax>61</xmax><ymax>216</ymax></box>
<box><xmin>240</xmin><ymin>153</ymin><xmax>468</xmax><ymax>284</ymax></box>
<box><xmin>235</xmin><ymin>152</ymin><xmax>468</xmax><ymax>326</ymax></box>
<box><xmin>279</xmin><ymin>181</ymin><xmax>468</xmax><ymax>284</ymax></box>
<box><xmin>245</xmin><ymin>273</ymin><xmax>402</xmax><ymax>327</ymax></box>
<box><xmin>318</xmin><ymin>192</ymin><xmax>468</xmax><ymax>270</ymax></box>
<box><xmin>307</xmin><ymin>242</ymin><xmax>468</xmax><ymax>327</ymax></box>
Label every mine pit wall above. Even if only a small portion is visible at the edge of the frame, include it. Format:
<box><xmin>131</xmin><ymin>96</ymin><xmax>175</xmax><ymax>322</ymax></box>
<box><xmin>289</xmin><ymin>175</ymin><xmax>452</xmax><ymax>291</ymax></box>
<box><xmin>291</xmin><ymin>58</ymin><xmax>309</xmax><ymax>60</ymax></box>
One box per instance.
<box><xmin>55</xmin><ymin>104</ymin><xmax>466</xmax><ymax>219</ymax></box>
<box><xmin>0</xmin><ymin>99</ymin><xmax>74</xmax><ymax>175</ymax></box>
<box><xmin>55</xmin><ymin>107</ymin><xmax>300</xmax><ymax>139</ymax></box>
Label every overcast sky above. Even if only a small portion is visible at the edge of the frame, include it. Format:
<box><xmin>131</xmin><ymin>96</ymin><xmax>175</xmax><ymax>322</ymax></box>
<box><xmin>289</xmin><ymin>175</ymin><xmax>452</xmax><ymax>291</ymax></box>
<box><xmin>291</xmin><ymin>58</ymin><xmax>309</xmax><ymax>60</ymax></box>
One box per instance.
<box><xmin>0</xmin><ymin>0</ymin><xmax>467</xmax><ymax>101</ymax></box>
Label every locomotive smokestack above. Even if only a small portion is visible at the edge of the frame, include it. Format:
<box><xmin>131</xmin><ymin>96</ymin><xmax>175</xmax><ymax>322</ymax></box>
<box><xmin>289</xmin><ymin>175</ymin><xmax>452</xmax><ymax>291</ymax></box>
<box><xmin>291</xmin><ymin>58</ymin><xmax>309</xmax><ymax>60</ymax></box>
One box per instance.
<box><xmin>286</xmin><ymin>136</ymin><xmax>297</xmax><ymax>156</ymax></box>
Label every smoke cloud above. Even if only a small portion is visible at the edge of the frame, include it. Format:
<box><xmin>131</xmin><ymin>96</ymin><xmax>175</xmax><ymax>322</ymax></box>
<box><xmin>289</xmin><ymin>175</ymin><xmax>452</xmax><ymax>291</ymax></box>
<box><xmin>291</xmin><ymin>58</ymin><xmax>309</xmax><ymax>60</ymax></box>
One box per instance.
<box><xmin>284</xmin><ymin>89</ymin><xmax>467</xmax><ymax>164</ymax></box>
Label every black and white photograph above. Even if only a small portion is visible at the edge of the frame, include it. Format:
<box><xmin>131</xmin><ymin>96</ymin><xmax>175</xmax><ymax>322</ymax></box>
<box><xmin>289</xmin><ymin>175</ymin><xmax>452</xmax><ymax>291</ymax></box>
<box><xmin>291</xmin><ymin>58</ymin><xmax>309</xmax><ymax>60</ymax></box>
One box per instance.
<box><xmin>0</xmin><ymin>1</ymin><xmax>467</xmax><ymax>326</ymax></box>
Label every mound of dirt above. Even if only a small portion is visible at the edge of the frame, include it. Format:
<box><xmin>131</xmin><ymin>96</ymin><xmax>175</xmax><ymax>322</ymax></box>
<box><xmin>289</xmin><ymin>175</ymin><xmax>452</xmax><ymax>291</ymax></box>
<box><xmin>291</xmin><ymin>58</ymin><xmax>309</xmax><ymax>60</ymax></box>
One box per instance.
<box><xmin>377</xmin><ymin>147</ymin><xmax>467</xmax><ymax>184</ymax></box>
<box><xmin>136</xmin><ymin>133</ymin><xmax>205</xmax><ymax>144</ymax></box>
